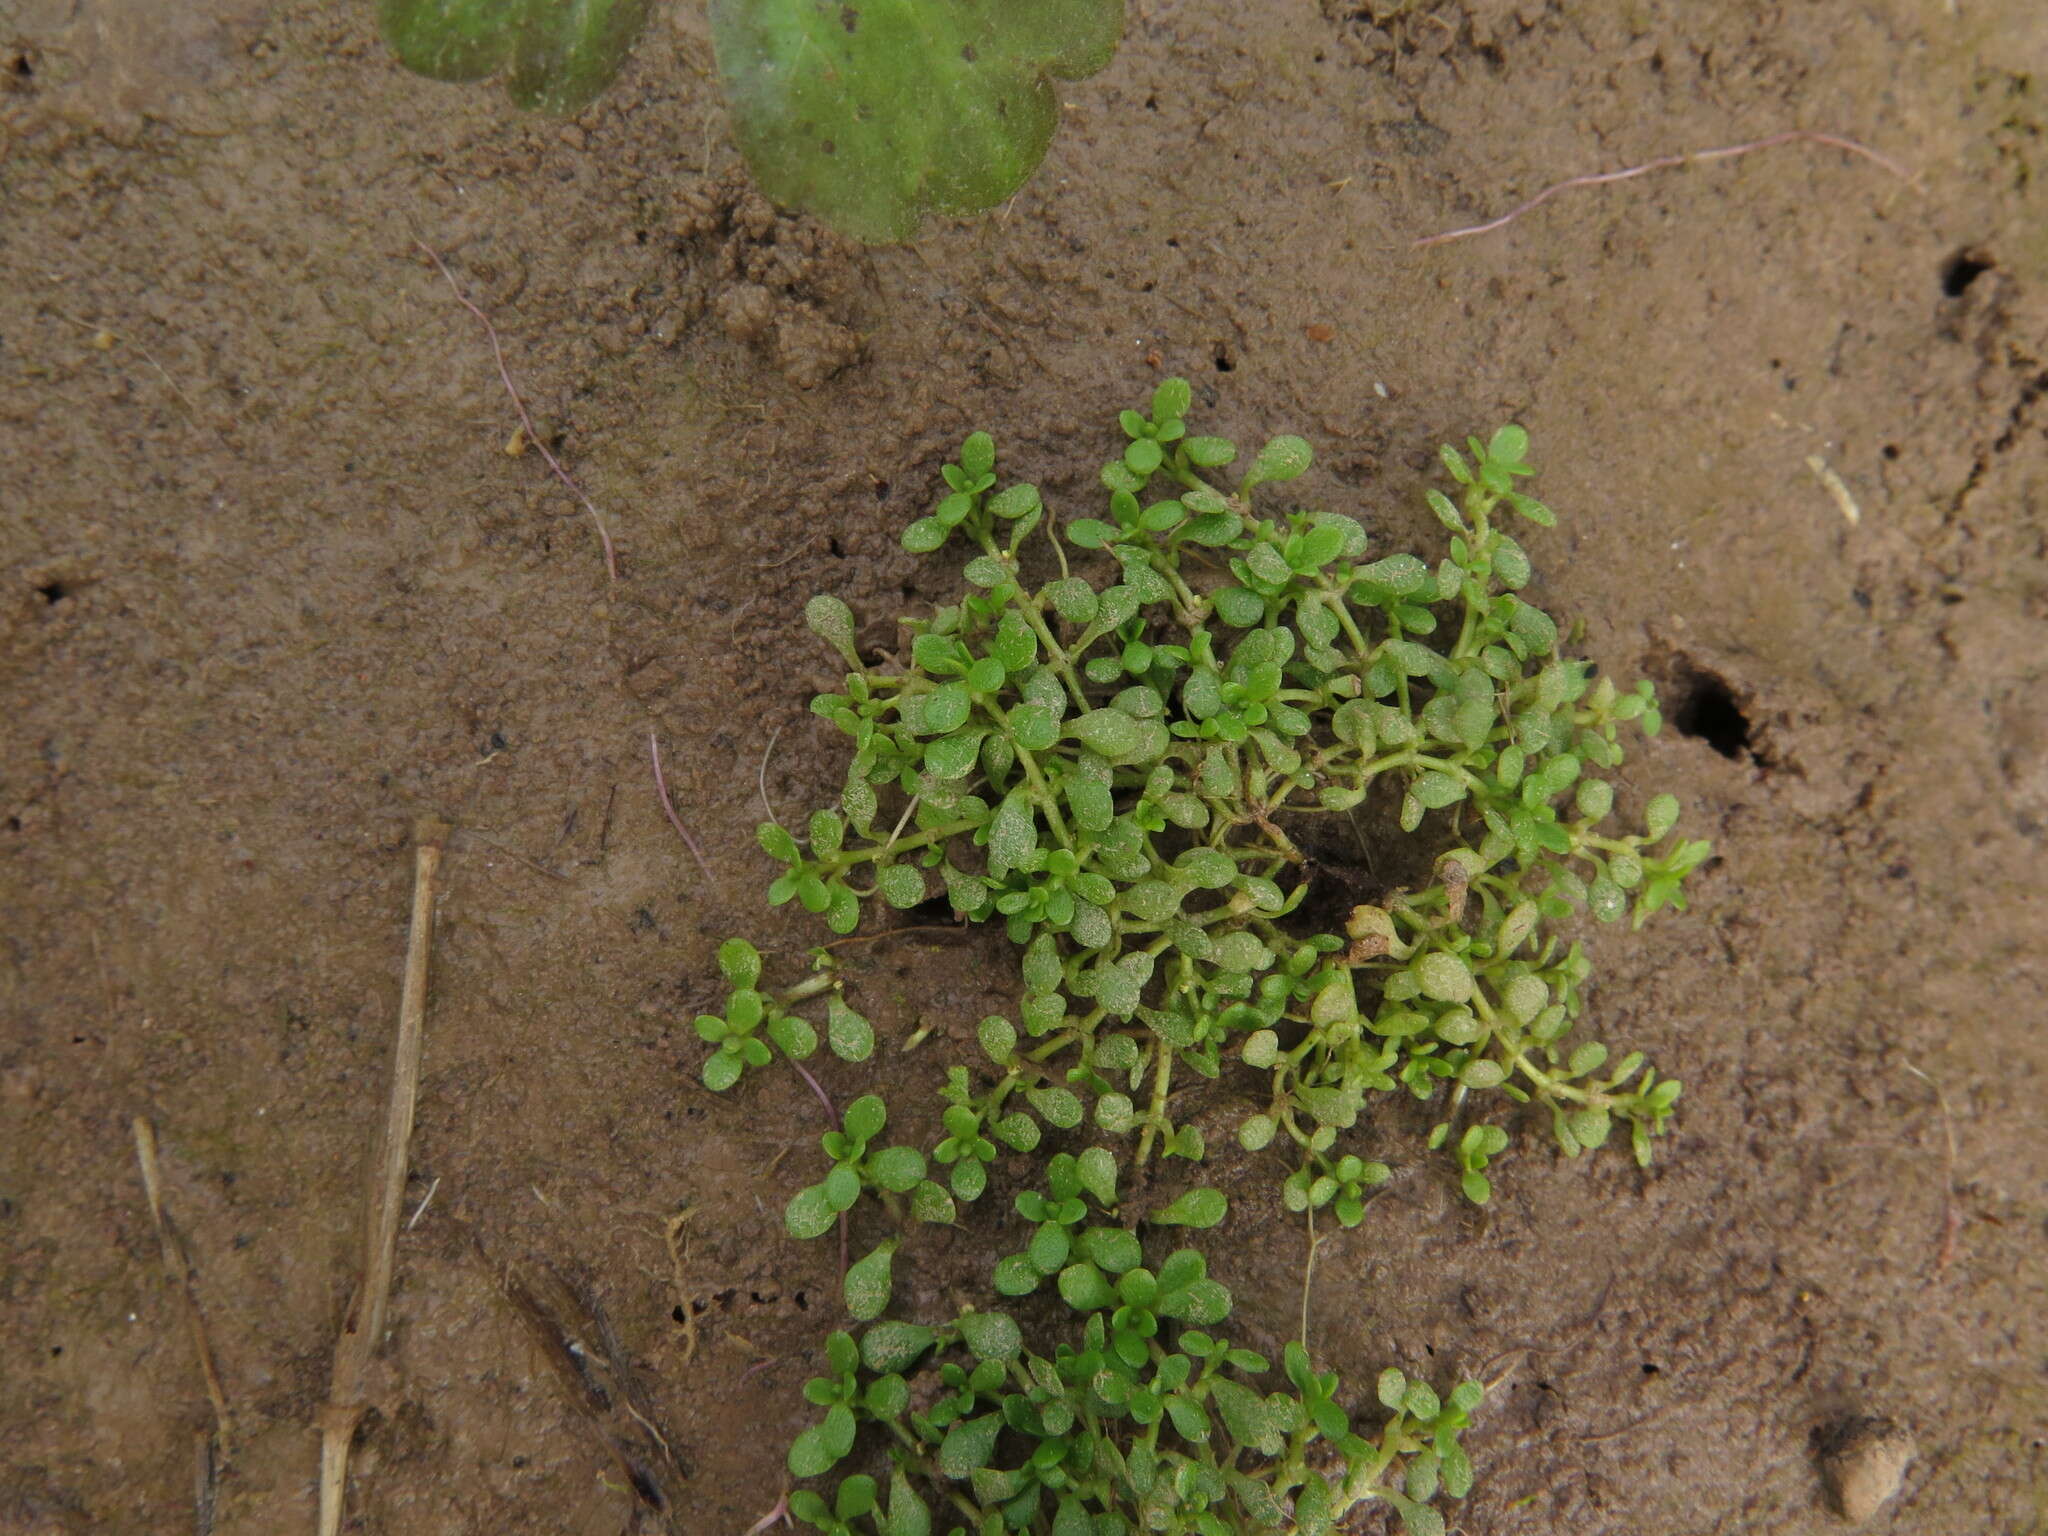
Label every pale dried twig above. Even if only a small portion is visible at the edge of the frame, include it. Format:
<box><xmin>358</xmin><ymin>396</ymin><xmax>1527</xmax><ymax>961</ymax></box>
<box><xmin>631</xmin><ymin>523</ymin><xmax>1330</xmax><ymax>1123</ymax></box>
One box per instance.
<box><xmin>317</xmin><ymin>818</ymin><xmax>447</xmax><ymax>1536</ymax></box>
<box><xmin>1903</xmin><ymin>1060</ymin><xmax>1964</xmax><ymax>1274</ymax></box>
<box><xmin>133</xmin><ymin>1118</ymin><xmax>235</xmax><ymax>1462</ymax></box>
<box><xmin>1415</xmin><ymin>129</ymin><xmax>1917</xmax><ymax>249</ymax></box>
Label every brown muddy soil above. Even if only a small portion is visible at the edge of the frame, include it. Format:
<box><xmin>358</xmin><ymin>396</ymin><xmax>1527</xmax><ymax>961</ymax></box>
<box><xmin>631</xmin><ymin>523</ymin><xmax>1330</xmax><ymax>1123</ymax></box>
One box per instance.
<box><xmin>3</xmin><ymin>2</ymin><xmax>2045</xmax><ymax>1533</ymax></box>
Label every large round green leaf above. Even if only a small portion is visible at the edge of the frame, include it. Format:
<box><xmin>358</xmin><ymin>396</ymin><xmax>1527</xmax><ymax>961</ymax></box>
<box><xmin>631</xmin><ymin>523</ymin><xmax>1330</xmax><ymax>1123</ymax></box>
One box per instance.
<box><xmin>709</xmin><ymin>0</ymin><xmax>1126</xmax><ymax>242</ymax></box>
<box><xmin>379</xmin><ymin>0</ymin><xmax>656</xmax><ymax>114</ymax></box>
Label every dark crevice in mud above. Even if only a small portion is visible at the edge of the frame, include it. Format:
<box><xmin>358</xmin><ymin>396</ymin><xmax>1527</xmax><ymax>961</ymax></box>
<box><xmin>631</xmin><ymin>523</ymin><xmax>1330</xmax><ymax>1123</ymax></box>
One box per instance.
<box><xmin>1939</xmin><ymin>247</ymin><xmax>1994</xmax><ymax>298</ymax></box>
<box><xmin>1671</xmin><ymin>668</ymin><xmax>1753</xmax><ymax>760</ymax></box>
<box><xmin>1940</xmin><ymin>346</ymin><xmax>2046</xmax><ymax>531</ymax></box>
<box><xmin>1649</xmin><ymin>648</ymin><xmax>1766</xmax><ymax>767</ymax></box>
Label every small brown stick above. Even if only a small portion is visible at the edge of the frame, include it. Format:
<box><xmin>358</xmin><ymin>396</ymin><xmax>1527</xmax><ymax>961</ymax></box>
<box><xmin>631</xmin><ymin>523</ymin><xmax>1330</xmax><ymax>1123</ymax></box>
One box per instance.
<box><xmin>648</xmin><ymin>730</ymin><xmax>714</xmax><ymax>882</ymax></box>
<box><xmin>132</xmin><ymin>1118</ymin><xmax>235</xmax><ymax>1462</ymax></box>
<box><xmin>317</xmin><ymin>818</ymin><xmax>448</xmax><ymax>1536</ymax></box>
<box><xmin>1414</xmin><ymin>129</ymin><xmax>1917</xmax><ymax>249</ymax></box>
<box><xmin>415</xmin><ymin>241</ymin><xmax>621</xmax><ymax>583</ymax></box>
<box><xmin>811</xmin><ymin>923</ymin><xmax>972</xmax><ymax>953</ymax></box>
<box><xmin>500</xmin><ymin>1263</ymin><xmax>688</xmax><ymax>1515</ymax></box>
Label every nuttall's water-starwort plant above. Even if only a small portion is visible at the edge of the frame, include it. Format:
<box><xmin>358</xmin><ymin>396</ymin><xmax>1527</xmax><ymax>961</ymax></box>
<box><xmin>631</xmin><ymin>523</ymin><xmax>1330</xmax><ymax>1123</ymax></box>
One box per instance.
<box><xmin>783</xmin><ymin>1156</ymin><xmax>1481</xmax><ymax>1536</ymax></box>
<box><xmin>689</xmin><ymin>382</ymin><xmax>1710</xmax><ymax>1533</ymax></box>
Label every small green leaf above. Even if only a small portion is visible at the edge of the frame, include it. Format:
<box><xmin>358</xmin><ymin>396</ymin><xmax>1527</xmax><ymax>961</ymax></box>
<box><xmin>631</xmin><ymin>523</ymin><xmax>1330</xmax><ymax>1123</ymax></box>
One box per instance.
<box><xmin>843</xmin><ymin>1094</ymin><xmax>887</xmax><ymax>1144</ymax></box>
<box><xmin>883</xmin><ymin>1469</ymin><xmax>930</xmax><ymax>1536</ymax></box>
<box><xmin>804</xmin><ymin>593</ymin><xmax>861</xmax><ymax>662</ymax></box>
<box><xmin>1149</xmin><ymin>1187</ymin><xmax>1227</xmax><ymax>1228</ymax></box>
<box><xmin>936</xmin><ymin>1412</ymin><xmax>1002</xmax><ymax>1478</ymax></box>
<box><xmin>844</xmin><ymin>1239</ymin><xmax>897</xmax><ymax>1321</ymax></box>
<box><xmin>924</xmin><ymin>730</ymin><xmax>985</xmax><ymax>780</ymax></box>
<box><xmin>1415</xmin><ymin>952</ymin><xmax>1474</xmax><ymax>1004</ymax></box>
<box><xmin>717</xmin><ymin>937</ymin><xmax>762</xmax><ymax>989</ymax></box>
<box><xmin>902</xmin><ymin>516</ymin><xmax>948</xmax><ymax>552</ymax></box>
<box><xmin>787</xmin><ymin>1181</ymin><xmax>839</xmax><ymax>1241</ymax></box>
<box><xmin>828</xmin><ymin>996</ymin><xmax>875</xmax><ymax>1061</ymax></box>
<box><xmin>956</xmin><ymin>1309</ymin><xmax>1023</xmax><ymax>1362</ymax></box>
<box><xmin>876</xmin><ymin>863</ymin><xmax>925</xmax><ymax>907</ymax></box>
<box><xmin>910</xmin><ymin>1179</ymin><xmax>957</xmax><ymax>1225</ymax></box>
<box><xmin>868</xmin><ymin>1145</ymin><xmax>926</xmax><ymax>1192</ymax></box>
<box><xmin>1245</xmin><ymin>434</ymin><xmax>1312</xmax><ymax>488</ymax></box>
<box><xmin>861</xmin><ymin>1319</ymin><xmax>938</xmax><ymax>1374</ymax></box>
<box><xmin>976</xmin><ymin>1014</ymin><xmax>1016</xmax><ymax>1062</ymax></box>
<box><xmin>702</xmin><ymin>1050</ymin><xmax>743</xmax><ymax>1092</ymax></box>
<box><xmin>986</xmin><ymin>791</ymin><xmax>1039</xmax><ymax>876</ymax></box>
<box><xmin>1076</xmin><ymin>1146</ymin><xmax>1118</xmax><ymax>1208</ymax></box>
<box><xmin>1645</xmin><ymin>792</ymin><xmax>1681</xmax><ymax>840</ymax></box>
<box><xmin>787</xmin><ymin>1418</ymin><xmax>845</xmax><ymax>1478</ymax></box>
<box><xmin>767</xmin><ymin>1011</ymin><xmax>818</xmax><ymax>1061</ymax></box>
<box><xmin>1068</xmin><ymin>708</ymin><xmax>1146</xmax><ymax>761</ymax></box>
<box><xmin>1057</xmin><ymin>1261</ymin><xmax>1116</xmax><ymax>1312</ymax></box>
<box><xmin>1025</xmin><ymin>1086</ymin><xmax>1083</xmax><ymax>1128</ymax></box>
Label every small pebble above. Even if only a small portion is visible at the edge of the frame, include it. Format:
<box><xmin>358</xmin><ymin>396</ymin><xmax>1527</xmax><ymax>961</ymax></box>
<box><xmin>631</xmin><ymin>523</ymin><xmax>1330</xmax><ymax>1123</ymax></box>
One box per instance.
<box><xmin>1819</xmin><ymin>1415</ymin><xmax>1915</xmax><ymax>1522</ymax></box>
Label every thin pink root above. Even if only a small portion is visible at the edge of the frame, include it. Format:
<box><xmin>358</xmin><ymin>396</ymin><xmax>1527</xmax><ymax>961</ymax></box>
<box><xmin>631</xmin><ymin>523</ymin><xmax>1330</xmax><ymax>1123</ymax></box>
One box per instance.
<box><xmin>416</xmin><ymin>240</ymin><xmax>621</xmax><ymax>582</ymax></box>
<box><xmin>786</xmin><ymin>1058</ymin><xmax>851</xmax><ymax>1280</ymax></box>
<box><xmin>1415</xmin><ymin>128</ymin><xmax>1916</xmax><ymax>249</ymax></box>
<box><xmin>648</xmin><ymin>730</ymin><xmax>714</xmax><ymax>882</ymax></box>
<box><xmin>742</xmin><ymin>1490</ymin><xmax>792</xmax><ymax>1536</ymax></box>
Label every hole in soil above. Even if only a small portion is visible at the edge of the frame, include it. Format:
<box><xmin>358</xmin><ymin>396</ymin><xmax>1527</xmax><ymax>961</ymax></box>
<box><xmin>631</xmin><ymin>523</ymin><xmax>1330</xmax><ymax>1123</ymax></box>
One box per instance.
<box><xmin>625</xmin><ymin>1463</ymin><xmax>664</xmax><ymax>1509</ymax></box>
<box><xmin>8</xmin><ymin>53</ymin><xmax>31</xmax><ymax>79</ymax></box>
<box><xmin>34</xmin><ymin>580</ymin><xmax>67</xmax><ymax>603</ymax></box>
<box><xmin>1940</xmin><ymin>248</ymin><xmax>1993</xmax><ymax>297</ymax></box>
<box><xmin>905</xmin><ymin>891</ymin><xmax>958</xmax><ymax>927</ymax></box>
<box><xmin>1213</xmin><ymin>347</ymin><xmax>1234</xmax><ymax>373</ymax></box>
<box><xmin>827</xmin><ymin>535</ymin><xmax>846</xmax><ymax>557</ymax></box>
<box><xmin>1671</xmin><ymin>667</ymin><xmax>1752</xmax><ymax>759</ymax></box>
<box><xmin>1276</xmin><ymin>784</ymin><xmax>1444</xmax><ymax>938</ymax></box>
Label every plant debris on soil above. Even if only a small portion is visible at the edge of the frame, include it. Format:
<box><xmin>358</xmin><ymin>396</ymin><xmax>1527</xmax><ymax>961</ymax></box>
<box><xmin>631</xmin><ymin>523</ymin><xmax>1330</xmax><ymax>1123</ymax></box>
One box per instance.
<box><xmin>2</xmin><ymin>2</ymin><xmax>2045</xmax><ymax>1534</ymax></box>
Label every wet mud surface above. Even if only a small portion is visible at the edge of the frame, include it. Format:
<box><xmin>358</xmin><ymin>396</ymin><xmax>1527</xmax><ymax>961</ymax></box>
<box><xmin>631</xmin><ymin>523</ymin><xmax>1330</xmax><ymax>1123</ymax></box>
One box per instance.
<box><xmin>3</xmin><ymin>2</ymin><xmax>2045</xmax><ymax>1532</ymax></box>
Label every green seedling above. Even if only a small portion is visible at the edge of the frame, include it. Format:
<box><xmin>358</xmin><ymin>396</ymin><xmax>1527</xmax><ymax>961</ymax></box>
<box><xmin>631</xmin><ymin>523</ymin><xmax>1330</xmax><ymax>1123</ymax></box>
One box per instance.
<box><xmin>784</xmin><ymin>1234</ymin><xmax>1484</xmax><ymax>1536</ymax></box>
<box><xmin>694</xmin><ymin>939</ymin><xmax>880</xmax><ymax>1092</ymax></box>
<box><xmin>759</xmin><ymin>383</ymin><xmax>1708</xmax><ymax>1210</ymax></box>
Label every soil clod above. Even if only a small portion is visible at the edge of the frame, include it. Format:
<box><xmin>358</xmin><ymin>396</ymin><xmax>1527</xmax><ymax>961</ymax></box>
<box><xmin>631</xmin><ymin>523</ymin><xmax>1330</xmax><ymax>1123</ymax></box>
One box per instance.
<box><xmin>1818</xmin><ymin>1415</ymin><xmax>1915</xmax><ymax>1522</ymax></box>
